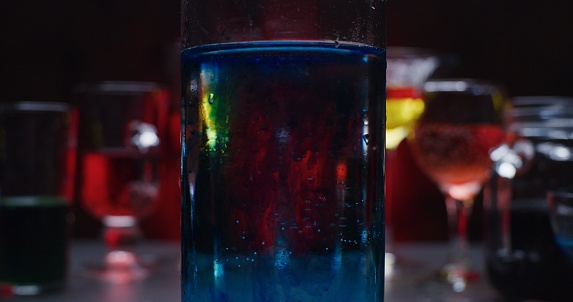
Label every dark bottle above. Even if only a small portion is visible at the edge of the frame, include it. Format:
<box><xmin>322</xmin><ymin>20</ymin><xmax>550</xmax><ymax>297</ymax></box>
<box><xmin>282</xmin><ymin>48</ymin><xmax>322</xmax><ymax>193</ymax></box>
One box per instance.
<box><xmin>484</xmin><ymin>96</ymin><xmax>573</xmax><ymax>301</ymax></box>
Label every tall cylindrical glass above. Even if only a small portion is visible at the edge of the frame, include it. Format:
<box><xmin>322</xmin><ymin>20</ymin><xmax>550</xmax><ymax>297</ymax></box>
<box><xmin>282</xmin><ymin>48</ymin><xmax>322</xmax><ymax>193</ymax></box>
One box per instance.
<box><xmin>181</xmin><ymin>1</ymin><xmax>386</xmax><ymax>301</ymax></box>
<box><xmin>0</xmin><ymin>102</ymin><xmax>73</xmax><ymax>295</ymax></box>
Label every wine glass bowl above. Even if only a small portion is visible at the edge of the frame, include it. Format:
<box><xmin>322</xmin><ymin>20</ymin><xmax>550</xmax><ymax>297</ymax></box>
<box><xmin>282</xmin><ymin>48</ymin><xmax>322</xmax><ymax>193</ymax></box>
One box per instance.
<box><xmin>75</xmin><ymin>81</ymin><xmax>169</xmax><ymax>283</ymax></box>
<box><xmin>80</xmin><ymin>124</ymin><xmax>161</xmax><ymax>220</ymax></box>
<box><xmin>412</xmin><ymin>123</ymin><xmax>504</xmax><ymax>201</ymax></box>
<box><xmin>386</xmin><ymin>48</ymin><xmax>441</xmax><ymax>149</ymax></box>
<box><xmin>409</xmin><ymin>79</ymin><xmax>506</xmax><ymax>291</ymax></box>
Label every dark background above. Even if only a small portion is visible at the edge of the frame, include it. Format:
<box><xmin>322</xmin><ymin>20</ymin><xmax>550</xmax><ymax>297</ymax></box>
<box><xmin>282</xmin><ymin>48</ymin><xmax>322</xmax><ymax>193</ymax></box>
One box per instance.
<box><xmin>0</xmin><ymin>0</ymin><xmax>181</xmax><ymax>103</ymax></box>
<box><xmin>2</xmin><ymin>0</ymin><xmax>572</xmax><ymax>241</ymax></box>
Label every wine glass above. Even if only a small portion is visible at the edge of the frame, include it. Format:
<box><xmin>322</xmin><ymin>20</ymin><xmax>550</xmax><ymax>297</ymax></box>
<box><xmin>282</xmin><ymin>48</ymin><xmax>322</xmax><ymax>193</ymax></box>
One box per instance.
<box><xmin>385</xmin><ymin>47</ymin><xmax>441</xmax><ymax>280</ymax></box>
<box><xmin>386</xmin><ymin>47</ymin><xmax>441</xmax><ymax>149</ymax></box>
<box><xmin>408</xmin><ymin>79</ymin><xmax>506</xmax><ymax>291</ymax></box>
<box><xmin>548</xmin><ymin>189</ymin><xmax>573</xmax><ymax>261</ymax></box>
<box><xmin>74</xmin><ymin>81</ymin><xmax>170</xmax><ymax>283</ymax></box>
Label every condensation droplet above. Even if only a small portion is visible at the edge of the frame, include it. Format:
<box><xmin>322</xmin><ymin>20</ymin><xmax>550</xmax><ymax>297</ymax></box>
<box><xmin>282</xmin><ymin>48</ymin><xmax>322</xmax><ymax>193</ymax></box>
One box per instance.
<box><xmin>363</xmin><ymin>134</ymin><xmax>370</xmax><ymax>145</ymax></box>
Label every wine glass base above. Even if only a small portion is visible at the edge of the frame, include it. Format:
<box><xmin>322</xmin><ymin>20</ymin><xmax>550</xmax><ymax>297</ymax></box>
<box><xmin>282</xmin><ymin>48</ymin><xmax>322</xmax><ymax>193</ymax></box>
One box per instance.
<box><xmin>83</xmin><ymin>250</ymin><xmax>158</xmax><ymax>284</ymax></box>
<box><xmin>436</xmin><ymin>262</ymin><xmax>480</xmax><ymax>292</ymax></box>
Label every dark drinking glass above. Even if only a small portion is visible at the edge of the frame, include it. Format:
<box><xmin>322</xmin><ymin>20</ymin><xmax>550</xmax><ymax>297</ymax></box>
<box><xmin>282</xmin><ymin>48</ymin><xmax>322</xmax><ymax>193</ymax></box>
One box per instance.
<box><xmin>0</xmin><ymin>102</ymin><xmax>72</xmax><ymax>296</ymax></box>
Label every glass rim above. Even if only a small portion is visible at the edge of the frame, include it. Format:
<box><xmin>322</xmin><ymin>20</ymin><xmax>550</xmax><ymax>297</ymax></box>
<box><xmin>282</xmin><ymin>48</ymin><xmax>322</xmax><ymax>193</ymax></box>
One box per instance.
<box><xmin>548</xmin><ymin>189</ymin><xmax>573</xmax><ymax>201</ymax></box>
<box><xmin>387</xmin><ymin>46</ymin><xmax>438</xmax><ymax>59</ymax></box>
<box><xmin>0</xmin><ymin>102</ymin><xmax>68</xmax><ymax>112</ymax></box>
<box><xmin>507</xmin><ymin>96</ymin><xmax>573</xmax><ymax>118</ymax></box>
<box><xmin>423</xmin><ymin>78</ymin><xmax>501</xmax><ymax>94</ymax></box>
<box><xmin>74</xmin><ymin>81</ymin><xmax>160</xmax><ymax>94</ymax></box>
<box><xmin>511</xmin><ymin>95</ymin><xmax>573</xmax><ymax>106</ymax></box>
<box><xmin>0</xmin><ymin>196</ymin><xmax>69</xmax><ymax>207</ymax></box>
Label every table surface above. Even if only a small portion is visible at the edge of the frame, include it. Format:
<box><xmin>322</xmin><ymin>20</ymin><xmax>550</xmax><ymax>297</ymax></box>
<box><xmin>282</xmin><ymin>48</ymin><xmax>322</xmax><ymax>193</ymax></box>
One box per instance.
<box><xmin>3</xmin><ymin>240</ymin><xmax>505</xmax><ymax>302</ymax></box>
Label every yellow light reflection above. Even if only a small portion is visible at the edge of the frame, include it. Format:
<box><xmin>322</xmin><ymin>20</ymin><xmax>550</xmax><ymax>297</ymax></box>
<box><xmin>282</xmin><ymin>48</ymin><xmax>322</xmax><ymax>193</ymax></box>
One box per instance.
<box><xmin>201</xmin><ymin>94</ymin><xmax>218</xmax><ymax>150</ymax></box>
<box><xmin>386</xmin><ymin>97</ymin><xmax>425</xmax><ymax>149</ymax></box>
<box><xmin>200</xmin><ymin>69</ymin><xmax>218</xmax><ymax>151</ymax></box>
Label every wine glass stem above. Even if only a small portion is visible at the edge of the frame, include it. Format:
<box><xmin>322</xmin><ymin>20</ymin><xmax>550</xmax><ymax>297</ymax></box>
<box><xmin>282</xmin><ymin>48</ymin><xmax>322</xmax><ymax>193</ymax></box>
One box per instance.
<box><xmin>103</xmin><ymin>219</ymin><xmax>141</xmax><ymax>252</ymax></box>
<box><xmin>445</xmin><ymin>196</ymin><xmax>473</xmax><ymax>266</ymax></box>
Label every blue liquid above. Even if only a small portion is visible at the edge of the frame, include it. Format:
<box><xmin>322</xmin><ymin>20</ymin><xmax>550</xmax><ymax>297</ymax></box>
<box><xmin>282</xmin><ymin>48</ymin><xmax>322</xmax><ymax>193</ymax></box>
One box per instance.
<box><xmin>181</xmin><ymin>41</ymin><xmax>385</xmax><ymax>302</ymax></box>
<box><xmin>553</xmin><ymin>205</ymin><xmax>573</xmax><ymax>262</ymax></box>
<box><xmin>555</xmin><ymin>236</ymin><xmax>573</xmax><ymax>261</ymax></box>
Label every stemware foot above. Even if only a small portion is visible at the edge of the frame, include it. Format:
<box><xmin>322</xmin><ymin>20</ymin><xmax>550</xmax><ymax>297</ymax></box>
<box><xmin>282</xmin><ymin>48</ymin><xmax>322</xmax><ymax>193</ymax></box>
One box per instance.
<box><xmin>437</xmin><ymin>262</ymin><xmax>480</xmax><ymax>292</ymax></box>
<box><xmin>83</xmin><ymin>250</ymin><xmax>157</xmax><ymax>284</ymax></box>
